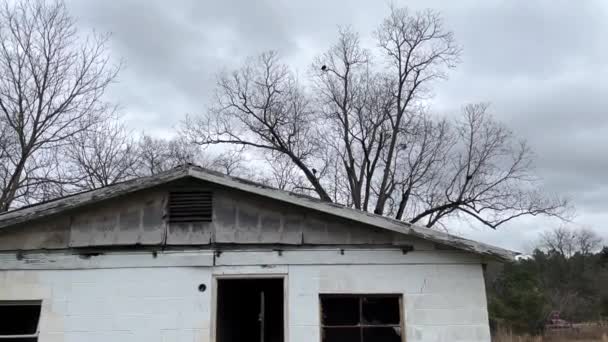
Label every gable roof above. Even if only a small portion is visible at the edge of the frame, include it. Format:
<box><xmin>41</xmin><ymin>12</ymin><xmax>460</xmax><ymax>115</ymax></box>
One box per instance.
<box><xmin>0</xmin><ymin>164</ymin><xmax>516</xmax><ymax>261</ymax></box>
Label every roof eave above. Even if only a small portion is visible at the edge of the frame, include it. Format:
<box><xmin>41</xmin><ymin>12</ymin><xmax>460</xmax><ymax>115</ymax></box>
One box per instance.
<box><xmin>0</xmin><ymin>167</ymin><xmax>189</xmax><ymax>229</ymax></box>
<box><xmin>186</xmin><ymin>167</ymin><xmax>517</xmax><ymax>262</ymax></box>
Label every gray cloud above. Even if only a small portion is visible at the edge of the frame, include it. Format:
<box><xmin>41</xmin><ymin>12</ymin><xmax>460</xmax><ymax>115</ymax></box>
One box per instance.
<box><xmin>454</xmin><ymin>1</ymin><xmax>607</xmax><ymax>77</ymax></box>
<box><xmin>65</xmin><ymin>0</ymin><xmax>608</xmax><ymax>250</ymax></box>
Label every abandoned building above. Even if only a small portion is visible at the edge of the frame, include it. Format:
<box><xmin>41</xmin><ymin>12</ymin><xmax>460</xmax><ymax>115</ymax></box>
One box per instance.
<box><xmin>0</xmin><ymin>164</ymin><xmax>515</xmax><ymax>342</ymax></box>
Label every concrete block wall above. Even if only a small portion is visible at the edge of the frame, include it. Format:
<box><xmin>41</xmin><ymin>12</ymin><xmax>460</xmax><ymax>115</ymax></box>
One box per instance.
<box><xmin>0</xmin><ymin>254</ymin><xmax>490</xmax><ymax>342</ymax></box>
<box><xmin>0</xmin><ymin>184</ymin><xmax>428</xmax><ymax>251</ymax></box>
<box><xmin>0</xmin><ymin>268</ymin><xmax>213</xmax><ymax>342</ymax></box>
<box><xmin>289</xmin><ymin>264</ymin><xmax>491</xmax><ymax>342</ymax></box>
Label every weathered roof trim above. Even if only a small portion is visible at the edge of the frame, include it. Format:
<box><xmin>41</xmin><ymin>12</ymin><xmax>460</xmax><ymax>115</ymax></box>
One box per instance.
<box><xmin>0</xmin><ymin>167</ymin><xmax>188</xmax><ymax>228</ymax></box>
<box><xmin>0</xmin><ymin>165</ymin><xmax>517</xmax><ymax>261</ymax></box>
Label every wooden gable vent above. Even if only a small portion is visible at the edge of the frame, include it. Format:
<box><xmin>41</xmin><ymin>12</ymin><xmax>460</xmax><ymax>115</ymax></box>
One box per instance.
<box><xmin>167</xmin><ymin>191</ymin><xmax>213</xmax><ymax>223</ymax></box>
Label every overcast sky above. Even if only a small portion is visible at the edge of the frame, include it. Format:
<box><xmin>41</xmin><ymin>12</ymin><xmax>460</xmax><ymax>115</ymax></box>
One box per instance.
<box><xmin>65</xmin><ymin>0</ymin><xmax>608</xmax><ymax>252</ymax></box>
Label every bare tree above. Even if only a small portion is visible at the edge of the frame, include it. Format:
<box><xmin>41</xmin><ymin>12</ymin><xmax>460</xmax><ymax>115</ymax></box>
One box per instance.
<box><xmin>576</xmin><ymin>227</ymin><xmax>602</xmax><ymax>256</ymax></box>
<box><xmin>311</xmin><ymin>28</ymin><xmax>393</xmax><ymax>211</ymax></box>
<box><xmin>210</xmin><ymin>149</ymin><xmax>247</xmax><ymax>176</ymax></box>
<box><xmin>184</xmin><ymin>5</ymin><xmax>567</xmax><ymax>229</ymax></box>
<box><xmin>541</xmin><ymin>226</ymin><xmax>576</xmax><ymax>258</ymax></box>
<box><xmin>0</xmin><ymin>0</ymin><xmax>118</xmax><ymax>211</ymax></box>
<box><xmin>540</xmin><ymin>226</ymin><xmax>602</xmax><ymax>258</ymax></box>
<box><xmin>4</xmin><ymin>144</ymin><xmax>72</xmax><ymax>205</ymax></box>
<box><xmin>308</xmin><ymin>8</ymin><xmax>460</xmax><ymax>215</ymax></box>
<box><xmin>407</xmin><ymin>104</ymin><xmax>567</xmax><ymax>228</ymax></box>
<box><xmin>254</xmin><ymin>152</ymin><xmax>309</xmax><ymax>192</ymax></box>
<box><xmin>135</xmin><ymin>135</ymin><xmax>205</xmax><ymax>176</ymax></box>
<box><xmin>391</xmin><ymin>116</ymin><xmax>453</xmax><ymax>221</ymax></box>
<box><xmin>372</xmin><ymin>7</ymin><xmax>460</xmax><ymax>215</ymax></box>
<box><xmin>64</xmin><ymin>115</ymin><xmax>137</xmax><ymax>190</ymax></box>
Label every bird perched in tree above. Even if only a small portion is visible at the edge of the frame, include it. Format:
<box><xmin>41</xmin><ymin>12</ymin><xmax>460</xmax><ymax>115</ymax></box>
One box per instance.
<box><xmin>321</xmin><ymin>65</ymin><xmax>327</xmax><ymax>72</ymax></box>
<box><xmin>312</xmin><ymin>168</ymin><xmax>317</xmax><ymax>176</ymax></box>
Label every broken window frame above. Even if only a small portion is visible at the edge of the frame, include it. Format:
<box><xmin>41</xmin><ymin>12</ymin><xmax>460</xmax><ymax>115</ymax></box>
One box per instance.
<box><xmin>0</xmin><ymin>300</ymin><xmax>42</xmax><ymax>341</ymax></box>
<box><xmin>319</xmin><ymin>294</ymin><xmax>404</xmax><ymax>342</ymax></box>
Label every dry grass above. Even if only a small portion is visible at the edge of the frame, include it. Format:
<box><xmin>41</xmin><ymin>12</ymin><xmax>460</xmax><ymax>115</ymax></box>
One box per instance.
<box><xmin>494</xmin><ymin>324</ymin><xmax>608</xmax><ymax>342</ymax></box>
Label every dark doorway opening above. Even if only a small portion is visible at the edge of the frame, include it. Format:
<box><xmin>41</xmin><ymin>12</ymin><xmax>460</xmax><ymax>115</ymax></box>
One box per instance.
<box><xmin>216</xmin><ymin>278</ymin><xmax>284</xmax><ymax>342</ymax></box>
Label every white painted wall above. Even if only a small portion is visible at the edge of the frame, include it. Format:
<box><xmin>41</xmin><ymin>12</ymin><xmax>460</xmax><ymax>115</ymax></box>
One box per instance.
<box><xmin>0</xmin><ymin>250</ymin><xmax>491</xmax><ymax>342</ymax></box>
<box><xmin>0</xmin><ymin>267</ymin><xmax>213</xmax><ymax>342</ymax></box>
<box><xmin>289</xmin><ymin>264</ymin><xmax>491</xmax><ymax>342</ymax></box>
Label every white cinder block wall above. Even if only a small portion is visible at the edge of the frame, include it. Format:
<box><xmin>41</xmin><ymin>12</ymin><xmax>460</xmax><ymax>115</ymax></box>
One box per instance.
<box><xmin>0</xmin><ymin>267</ymin><xmax>214</xmax><ymax>342</ymax></box>
<box><xmin>289</xmin><ymin>264</ymin><xmax>491</xmax><ymax>342</ymax></box>
<box><xmin>0</xmin><ymin>253</ymin><xmax>491</xmax><ymax>342</ymax></box>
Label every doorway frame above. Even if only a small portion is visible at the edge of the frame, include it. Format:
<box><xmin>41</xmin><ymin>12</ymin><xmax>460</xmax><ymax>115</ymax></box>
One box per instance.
<box><xmin>210</xmin><ymin>273</ymin><xmax>289</xmax><ymax>342</ymax></box>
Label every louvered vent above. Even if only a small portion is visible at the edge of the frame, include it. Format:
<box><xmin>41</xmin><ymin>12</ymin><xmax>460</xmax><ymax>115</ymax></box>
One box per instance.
<box><xmin>168</xmin><ymin>191</ymin><xmax>213</xmax><ymax>223</ymax></box>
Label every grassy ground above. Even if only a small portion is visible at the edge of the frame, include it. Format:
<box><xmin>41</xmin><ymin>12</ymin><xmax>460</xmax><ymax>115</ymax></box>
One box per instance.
<box><xmin>494</xmin><ymin>324</ymin><xmax>608</xmax><ymax>342</ymax></box>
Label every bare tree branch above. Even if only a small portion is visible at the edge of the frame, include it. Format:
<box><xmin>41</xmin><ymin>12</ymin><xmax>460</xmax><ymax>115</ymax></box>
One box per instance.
<box><xmin>134</xmin><ymin>134</ymin><xmax>206</xmax><ymax>176</ymax></box>
<box><xmin>372</xmin><ymin>7</ymin><xmax>461</xmax><ymax>215</ymax></box>
<box><xmin>540</xmin><ymin>226</ymin><xmax>602</xmax><ymax>258</ymax></box>
<box><xmin>64</xmin><ymin>113</ymin><xmax>137</xmax><ymax>190</ymax></box>
<box><xmin>0</xmin><ymin>0</ymin><xmax>119</xmax><ymax>210</ymax></box>
<box><xmin>408</xmin><ymin>104</ymin><xmax>568</xmax><ymax>228</ymax></box>
<box><xmin>183</xmin><ymin>5</ymin><xmax>568</xmax><ymax>230</ymax></box>
<box><xmin>184</xmin><ymin>51</ymin><xmax>331</xmax><ymax>201</ymax></box>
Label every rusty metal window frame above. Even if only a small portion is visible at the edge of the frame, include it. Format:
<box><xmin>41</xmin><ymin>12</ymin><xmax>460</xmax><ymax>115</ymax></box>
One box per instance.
<box><xmin>319</xmin><ymin>294</ymin><xmax>404</xmax><ymax>342</ymax></box>
<box><xmin>0</xmin><ymin>300</ymin><xmax>42</xmax><ymax>341</ymax></box>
